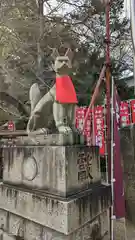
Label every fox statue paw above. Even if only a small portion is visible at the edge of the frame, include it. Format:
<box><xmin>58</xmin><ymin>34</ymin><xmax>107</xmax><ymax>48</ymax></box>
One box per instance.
<box><xmin>58</xmin><ymin>126</ymin><xmax>72</xmax><ymax>135</ymax></box>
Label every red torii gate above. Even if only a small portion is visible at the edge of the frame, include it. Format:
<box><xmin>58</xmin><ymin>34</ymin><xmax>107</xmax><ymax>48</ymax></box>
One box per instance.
<box><xmin>82</xmin><ymin>0</ymin><xmax>111</xmax><ymax>182</ymax></box>
<box><xmin>80</xmin><ymin>1</ymin><xmax>125</xmax><ymax>239</ymax></box>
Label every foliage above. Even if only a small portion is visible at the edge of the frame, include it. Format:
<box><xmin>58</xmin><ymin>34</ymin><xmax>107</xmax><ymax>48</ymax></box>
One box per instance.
<box><xmin>0</xmin><ymin>0</ymin><xmax>133</xmax><ymax>127</ymax></box>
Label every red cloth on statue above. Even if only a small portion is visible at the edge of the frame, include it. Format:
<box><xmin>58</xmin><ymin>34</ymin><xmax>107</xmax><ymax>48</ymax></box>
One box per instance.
<box><xmin>56</xmin><ymin>75</ymin><xmax>78</xmax><ymax>103</ymax></box>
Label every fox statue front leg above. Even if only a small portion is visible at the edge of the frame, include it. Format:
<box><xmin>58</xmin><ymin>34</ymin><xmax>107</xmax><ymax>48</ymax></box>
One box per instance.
<box><xmin>53</xmin><ymin>102</ymin><xmax>73</xmax><ymax>134</ymax></box>
<box><xmin>66</xmin><ymin>104</ymin><xmax>78</xmax><ymax>133</ymax></box>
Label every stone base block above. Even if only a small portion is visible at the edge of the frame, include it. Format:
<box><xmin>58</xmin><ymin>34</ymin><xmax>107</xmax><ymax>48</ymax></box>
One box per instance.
<box><xmin>0</xmin><ymin>183</ymin><xmax>111</xmax><ymax>235</ymax></box>
<box><xmin>3</xmin><ymin>232</ymin><xmax>16</xmax><ymax>240</ymax></box>
<box><xmin>1</xmin><ymin>132</ymin><xmax>85</xmax><ymax>147</ymax></box>
<box><xmin>2</xmin><ymin>142</ymin><xmax>101</xmax><ymax>197</ymax></box>
<box><xmin>0</xmin><ymin>210</ymin><xmax>110</xmax><ymax>240</ymax></box>
<box><xmin>21</xmin><ymin>132</ymin><xmax>85</xmax><ymax>145</ymax></box>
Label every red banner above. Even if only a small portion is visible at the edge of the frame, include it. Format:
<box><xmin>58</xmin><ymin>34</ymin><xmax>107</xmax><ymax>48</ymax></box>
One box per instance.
<box><xmin>75</xmin><ymin>106</ymin><xmax>105</xmax><ymax>154</ymax></box>
<box><xmin>120</xmin><ymin>102</ymin><xmax>130</xmax><ymax>127</ymax></box>
<box><xmin>75</xmin><ymin>107</ymin><xmax>87</xmax><ymax>131</ymax></box>
<box><xmin>130</xmin><ymin>100</ymin><xmax>135</xmax><ymax>123</ymax></box>
<box><xmin>8</xmin><ymin>121</ymin><xmax>15</xmax><ymax>131</ymax></box>
<box><xmin>75</xmin><ymin>99</ymin><xmax>134</xmax><ymax>156</ymax></box>
<box><xmin>76</xmin><ymin>107</ymin><xmax>92</xmax><ymax>145</ymax></box>
<box><xmin>94</xmin><ymin>106</ymin><xmax>105</xmax><ymax>155</ymax></box>
<box><xmin>83</xmin><ymin>109</ymin><xmax>91</xmax><ymax>140</ymax></box>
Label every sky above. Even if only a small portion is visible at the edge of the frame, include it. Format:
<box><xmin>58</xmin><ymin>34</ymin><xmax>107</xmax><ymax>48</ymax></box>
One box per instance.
<box><xmin>44</xmin><ymin>0</ymin><xmax>131</xmax><ymax>18</ymax></box>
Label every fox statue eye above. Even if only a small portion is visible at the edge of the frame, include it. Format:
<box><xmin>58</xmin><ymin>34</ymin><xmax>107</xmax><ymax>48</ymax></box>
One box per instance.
<box><xmin>57</xmin><ymin>60</ymin><xmax>63</xmax><ymax>64</ymax></box>
<box><xmin>59</xmin><ymin>59</ymin><xmax>68</xmax><ymax>63</ymax></box>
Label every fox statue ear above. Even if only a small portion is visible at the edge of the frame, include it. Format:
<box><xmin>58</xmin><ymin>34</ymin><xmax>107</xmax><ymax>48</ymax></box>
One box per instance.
<box><xmin>51</xmin><ymin>48</ymin><xmax>60</xmax><ymax>60</ymax></box>
<box><xmin>65</xmin><ymin>48</ymin><xmax>73</xmax><ymax>61</ymax></box>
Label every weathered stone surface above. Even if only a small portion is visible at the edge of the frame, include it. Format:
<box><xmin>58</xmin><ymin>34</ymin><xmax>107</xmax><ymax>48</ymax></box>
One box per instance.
<box><xmin>0</xmin><ymin>135</ymin><xmax>111</xmax><ymax>239</ymax></box>
<box><xmin>120</xmin><ymin>124</ymin><xmax>135</xmax><ymax>224</ymax></box>
<box><xmin>3</xmin><ymin>232</ymin><xmax>16</xmax><ymax>240</ymax></box>
<box><xmin>0</xmin><ymin>210</ymin><xmax>110</xmax><ymax>240</ymax></box>
<box><xmin>9</xmin><ymin>214</ymin><xmax>24</xmax><ymax>237</ymax></box>
<box><xmin>100</xmin><ymin>210</ymin><xmax>109</xmax><ymax>237</ymax></box>
<box><xmin>2</xmin><ymin>141</ymin><xmax>101</xmax><ymax>197</ymax></box>
<box><xmin>0</xmin><ymin>209</ymin><xmax>8</xmax><ymax>231</ymax></box>
<box><xmin>0</xmin><ymin>183</ymin><xmax>111</xmax><ymax>235</ymax></box>
<box><xmin>21</xmin><ymin>133</ymin><xmax>85</xmax><ymax>146</ymax></box>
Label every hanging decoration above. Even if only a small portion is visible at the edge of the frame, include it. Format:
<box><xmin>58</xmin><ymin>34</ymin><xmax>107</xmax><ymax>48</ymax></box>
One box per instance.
<box><xmin>93</xmin><ymin>106</ymin><xmax>105</xmax><ymax>155</ymax></box>
<box><xmin>130</xmin><ymin>100</ymin><xmax>135</xmax><ymax>123</ymax></box>
<box><xmin>120</xmin><ymin>102</ymin><xmax>130</xmax><ymax>127</ymax></box>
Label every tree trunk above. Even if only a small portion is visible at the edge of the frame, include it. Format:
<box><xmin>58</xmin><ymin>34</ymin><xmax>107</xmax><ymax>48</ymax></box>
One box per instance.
<box><xmin>37</xmin><ymin>0</ymin><xmax>44</xmax><ymax>74</ymax></box>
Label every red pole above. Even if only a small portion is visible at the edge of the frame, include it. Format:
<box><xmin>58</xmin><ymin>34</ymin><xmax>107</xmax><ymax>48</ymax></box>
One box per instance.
<box><xmin>83</xmin><ymin>1</ymin><xmax>112</xmax><ymax>137</ymax></box>
<box><xmin>82</xmin><ymin>65</ymin><xmax>106</xmax><ymax>133</ymax></box>
<box><xmin>105</xmin><ymin>2</ymin><xmax>113</xmax><ymax>240</ymax></box>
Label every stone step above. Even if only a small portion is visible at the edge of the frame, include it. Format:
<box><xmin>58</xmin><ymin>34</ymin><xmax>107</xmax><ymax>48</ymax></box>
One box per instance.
<box><xmin>0</xmin><ymin>211</ymin><xmax>110</xmax><ymax>240</ymax></box>
<box><xmin>0</xmin><ymin>183</ymin><xmax>111</xmax><ymax>235</ymax></box>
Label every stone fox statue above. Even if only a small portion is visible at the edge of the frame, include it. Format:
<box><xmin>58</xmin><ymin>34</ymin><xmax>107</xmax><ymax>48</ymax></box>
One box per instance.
<box><xmin>27</xmin><ymin>48</ymin><xmax>78</xmax><ymax>135</ymax></box>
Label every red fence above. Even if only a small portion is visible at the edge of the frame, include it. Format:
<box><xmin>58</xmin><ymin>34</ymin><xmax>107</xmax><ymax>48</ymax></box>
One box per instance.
<box><xmin>76</xmin><ymin>99</ymin><xmax>135</xmax><ymax>155</ymax></box>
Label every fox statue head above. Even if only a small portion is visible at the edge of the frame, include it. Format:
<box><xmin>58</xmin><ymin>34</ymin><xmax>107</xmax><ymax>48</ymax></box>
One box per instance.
<box><xmin>51</xmin><ymin>48</ymin><xmax>73</xmax><ymax>75</ymax></box>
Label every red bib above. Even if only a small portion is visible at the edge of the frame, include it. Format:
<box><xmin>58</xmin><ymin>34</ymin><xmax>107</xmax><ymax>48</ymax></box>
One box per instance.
<box><xmin>56</xmin><ymin>75</ymin><xmax>78</xmax><ymax>103</ymax></box>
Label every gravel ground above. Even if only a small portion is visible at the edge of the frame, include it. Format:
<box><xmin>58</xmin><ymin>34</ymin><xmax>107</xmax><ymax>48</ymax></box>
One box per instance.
<box><xmin>114</xmin><ymin>218</ymin><xmax>135</xmax><ymax>239</ymax></box>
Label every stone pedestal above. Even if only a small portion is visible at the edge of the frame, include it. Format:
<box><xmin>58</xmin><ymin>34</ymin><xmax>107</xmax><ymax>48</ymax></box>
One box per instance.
<box><xmin>2</xmin><ymin>138</ymin><xmax>101</xmax><ymax>197</ymax></box>
<box><xmin>0</xmin><ymin>135</ymin><xmax>111</xmax><ymax>239</ymax></box>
